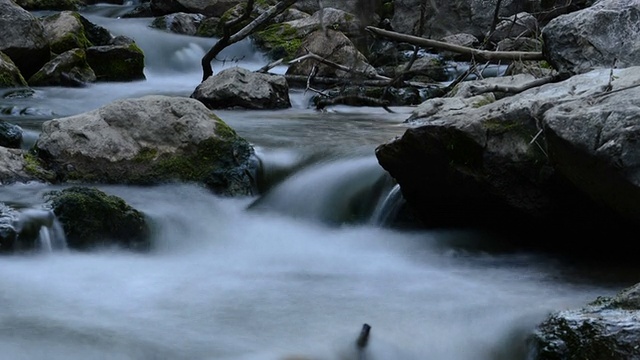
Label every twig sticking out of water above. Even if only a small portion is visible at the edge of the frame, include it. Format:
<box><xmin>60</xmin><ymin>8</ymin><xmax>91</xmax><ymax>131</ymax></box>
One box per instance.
<box><xmin>356</xmin><ymin>323</ymin><xmax>371</xmax><ymax>360</ymax></box>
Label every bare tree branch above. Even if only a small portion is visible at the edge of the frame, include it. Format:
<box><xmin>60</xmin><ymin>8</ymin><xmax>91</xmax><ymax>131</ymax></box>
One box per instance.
<box><xmin>201</xmin><ymin>0</ymin><xmax>298</xmax><ymax>82</ymax></box>
<box><xmin>288</xmin><ymin>51</ymin><xmax>392</xmax><ymax>81</ymax></box>
<box><xmin>257</xmin><ymin>58</ymin><xmax>284</xmax><ymax>73</ymax></box>
<box><xmin>486</xmin><ymin>0</ymin><xmax>504</xmax><ymax>46</ymax></box>
<box><xmin>366</xmin><ymin>26</ymin><xmax>545</xmax><ymax>62</ymax></box>
<box><xmin>467</xmin><ymin>74</ymin><xmax>562</xmax><ymax>96</ymax></box>
<box><xmin>284</xmin><ymin>74</ymin><xmax>439</xmax><ymax>88</ymax></box>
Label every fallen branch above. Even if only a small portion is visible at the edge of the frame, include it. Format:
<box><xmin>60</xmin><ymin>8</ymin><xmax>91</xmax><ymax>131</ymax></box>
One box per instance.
<box><xmin>201</xmin><ymin>0</ymin><xmax>297</xmax><ymax>81</ymax></box>
<box><xmin>589</xmin><ymin>81</ymin><xmax>640</xmax><ymax>101</ymax></box>
<box><xmin>468</xmin><ymin>74</ymin><xmax>562</xmax><ymax>96</ymax></box>
<box><xmin>289</xmin><ymin>51</ymin><xmax>392</xmax><ymax>81</ymax></box>
<box><xmin>303</xmin><ymin>65</ymin><xmax>328</xmax><ymax>97</ymax></box>
<box><xmin>284</xmin><ymin>74</ymin><xmax>441</xmax><ymax>89</ymax></box>
<box><xmin>366</xmin><ymin>26</ymin><xmax>545</xmax><ymax>62</ymax></box>
<box><xmin>257</xmin><ymin>58</ymin><xmax>284</xmax><ymax>73</ymax></box>
<box><xmin>315</xmin><ymin>95</ymin><xmax>393</xmax><ymax>112</ymax></box>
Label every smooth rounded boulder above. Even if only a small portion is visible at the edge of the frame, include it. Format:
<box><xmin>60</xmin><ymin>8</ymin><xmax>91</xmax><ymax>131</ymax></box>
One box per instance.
<box><xmin>34</xmin><ymin>95</ymin><xmax>258</xmax><ymax>196</ymax></box>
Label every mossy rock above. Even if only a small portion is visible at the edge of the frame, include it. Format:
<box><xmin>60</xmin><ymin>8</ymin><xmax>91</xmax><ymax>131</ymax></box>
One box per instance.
<box><xmin>34</xmin><ymin>96</ymin><xmax>257</xmax><ymax>196</ymax></box>
<box><xmin>252</xmin><ymin>23</ymin><xmax>303</xmax><ymax>61</ymax></box>
<box><xmin>28</xmin><ymin>48</ymin><xmax>96</xmax><ymax>87</ymax></box>
<box><xmin>45</xmin><ymin>186</ymin><xmax>151</xmax><ymax>251</ymax></box>
<box><xmin>125</xmin><ymin>121</ymin><xmax>256</xmax><ymax>196</ymax></box>
<box><xmin>42</xmin><ymin>12</ymin><xmax>93</xmax><ymax>55</ymax></box>
<box><xmin>86</xmin><ymin>43</ymin><xmax>146</xmax><ymax>82</ymax></box>
<box><xmin>195</xmin><ymin>17</ymin><xmax>223</xmax><ymax>37</ymax></box>
<box><xmin>23</xmin><ymin>151</ymin><xmax>56</xmax><ymax>182</ymax></box>
<box><xmin>50</xmin><ymin>30</ymin><xmax>92</xmax><ymax>55</ymax></box>
<box><xmin>0</xmin><ymin>52</ymin><xmax>28</xmax><ymax>88</ymax></box>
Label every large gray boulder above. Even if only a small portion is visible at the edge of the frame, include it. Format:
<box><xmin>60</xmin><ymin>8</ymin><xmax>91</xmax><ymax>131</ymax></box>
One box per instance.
<box><xmin>191</xmin><ymin>67</ymin><xmax>291</xmax><ymax>110</ymax></box>
<box><xmin>0</xmin><ymin>0</ymin><xmax>50</xmax><ymax>79</ymax></box>
<box><xmin>376</xmin><ymin>66</ymin><xmax>640</xmax><ymax>255</ymax></box>
<box><xmin>543</xmin><ymin>80</ymin><xmax>640</xmax><ymax>222</ymax></box>
<box><xmin>286</xmin><ymin>29</ymin><xmax>377</xmax><ymax>79</ymax></box>
<box><xmin>34</xmin><ymin>95</ymin><xmax>258</xmax><ymax>196</ymax></box>
<box><xmin>542</xmin><ymin>0</ymin><xmax>640</xmax><ymax>75</ymax></box>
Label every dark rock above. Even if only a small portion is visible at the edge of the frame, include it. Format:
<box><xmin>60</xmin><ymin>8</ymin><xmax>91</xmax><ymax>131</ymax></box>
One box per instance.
<box><xmin>45</xmin><ymin>186</ymin><xmax>151</xmax><ymax>251</ymax></box>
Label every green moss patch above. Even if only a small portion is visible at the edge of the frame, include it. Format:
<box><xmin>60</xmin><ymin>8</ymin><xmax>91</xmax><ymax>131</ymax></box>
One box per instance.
<box><xmin>253</xmin><ymin>23</ymin><xmax>302</xmax><ymax>60</ymax></box>
<box><xmin>23</xmin><ymin>151</ymin><xmax>56</xmax><ymax>182</ymax></box>
<box><xmin>86</xmin><ymin>44</ymin><xmax>145</xmax><ymax>82</ymax></box>
<box><xmin>45</xmin><ymin>186</ymin><xmax>150</xmax><ymax>251</ymax></box>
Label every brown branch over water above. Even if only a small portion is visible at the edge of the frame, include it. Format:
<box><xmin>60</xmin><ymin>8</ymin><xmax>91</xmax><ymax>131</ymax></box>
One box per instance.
<box><xmin>201</xmin><ymin>0</ymin><xmax>298</xmax><ymax>82</ymax></box>
<box><xmin>365</xmin><ymin>26</ymin><xmax>545</xmax><ymax>62</ymax></box>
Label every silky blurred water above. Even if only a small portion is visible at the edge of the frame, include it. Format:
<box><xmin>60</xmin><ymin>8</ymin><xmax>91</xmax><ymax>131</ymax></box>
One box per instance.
<box><xmin>0</xmin><ymin>5</ymin><xmax>637</xmax><ymax>360</ymax></box>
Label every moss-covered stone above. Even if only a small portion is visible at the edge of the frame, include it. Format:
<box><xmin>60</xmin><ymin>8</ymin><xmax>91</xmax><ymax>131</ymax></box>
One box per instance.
<box><xmin>151</xmin><ymin>135</ymin><xmax>252</xmax><ymax>190</ymax></box>
<box><xmin>195</xmin><ymin>17</ymin><xmax>223</xmax><ymax>37</ymax></box>
<box><xmin>47</xmin><ymin>12</ymin><xmax>93</xmax><ymax>55</ymax></box>
<box><xmin>0</xmin><ymin>72</ymin><xmax>27</xmax><ymax>88</ymax></box>
<box><xmin>28</xmin><ymin>48</ymin><xmax>96</xmax><ymax>87</ymax></box>
<box><xmin>23</xmin><ymin>151</ymin><xmax>57</xmax><ymax>182</ymax></box>
<box><xmin>0</xmin><ymin>53</ymin><xmax>28</xmax><ymax>88</ymax></box>
<box><xmin>53</xmin><ymin>32</ymin><xmax>91</xmax><ymax>55</ymax></box>
<box><xmin>45</xmin><ymin>186</ymin><xmax>150</xmax><ymax>251</ymax></box>
<box><xmin>212</xmin><ymin>116</ymin><xmax>239</xmax><ymax>139</ymax></box>
<box><xmin>86</xmin><ymin>43</ymin><xmax>146</xmax><ymax>82</ymax></box>
<box><xmin>253</xmin><ymin>23</ymin><xmax>303</xmax><ymax>60</ymax></box>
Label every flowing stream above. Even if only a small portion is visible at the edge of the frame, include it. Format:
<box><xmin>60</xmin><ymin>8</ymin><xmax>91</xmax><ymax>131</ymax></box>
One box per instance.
<box><xmin>1</xmin><ymin>5</ymin><xmax>638</xmax><ymax>360</ymax></box>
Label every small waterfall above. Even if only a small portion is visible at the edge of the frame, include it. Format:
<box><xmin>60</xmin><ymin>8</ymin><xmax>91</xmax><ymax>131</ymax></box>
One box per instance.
<box><xmin>15</xmin><ymin>209</ymin><xmax>68</xmax><ymax>252</ymax></box>
<box><xmin>38</xmin><ymin>226</ymin><xmax>52</xmax><ymax>252</ymax></box>
<box><xmin>369</xmin><ymin>183</ymin><xmax>406</xmax><ymax>226</ymax></box>
<box><xmin>249</xmin><ymin>155</ymin><xmax>390</xmax><ymax>225</ymax></box>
